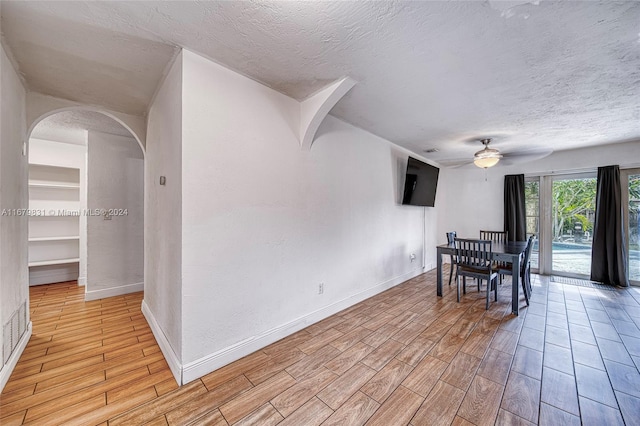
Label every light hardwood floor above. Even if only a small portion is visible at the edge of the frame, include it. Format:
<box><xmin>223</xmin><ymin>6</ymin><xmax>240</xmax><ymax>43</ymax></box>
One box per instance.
<box><xmin>1</xmin><ymin>270</ymin><xmax>640</xmax><ymax>425</ymax></box>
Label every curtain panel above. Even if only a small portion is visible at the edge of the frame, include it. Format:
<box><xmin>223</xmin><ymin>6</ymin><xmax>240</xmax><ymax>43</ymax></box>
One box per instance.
<box><xmin>591</xmin><ymin>165</ymin><xmax>629</xmax><ymax>286</ymax></box>
<box><xmin>504</xmin><ymin>174</ymin><xmax>526</xmax><ymax>242</ymax></box>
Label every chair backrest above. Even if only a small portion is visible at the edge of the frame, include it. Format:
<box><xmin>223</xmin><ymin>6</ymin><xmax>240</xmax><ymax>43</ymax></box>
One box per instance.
<box><xmin>479</xmin><ymin>230</ymin><xmax>508</xmax><ymax>243</ymax></box>
<box><xmin>455</xmin><ymin>238</ymin><xmax>493</xmax><ymax>270</ymax></box>
<box><xmin>521</xmin><ymin>235</ymin><xmax>536</xmax><ymax>274</ymax></box>
<box><xmin>446</xmin><ymin>231</ymin><xmax>457</xmax><ymax>245</ymax></box>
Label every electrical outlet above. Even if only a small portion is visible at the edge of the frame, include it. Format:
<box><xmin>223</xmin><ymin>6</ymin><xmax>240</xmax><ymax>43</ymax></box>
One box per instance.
<box><xmin>318</xmin><ymin>283</ymin><xmax>324</xmax><ymax>294</ymax></box>
<box><xmin>410</xmin><ymin>253</ymin><xmax>416</xmax><ymax>262</ymax></box>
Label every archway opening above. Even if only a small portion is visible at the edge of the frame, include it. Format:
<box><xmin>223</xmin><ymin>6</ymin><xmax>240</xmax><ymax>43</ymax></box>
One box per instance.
<box><xmin>27</xmin><ymin>109</ymin><xmax>144</xmax><ymax>300</ymax></box>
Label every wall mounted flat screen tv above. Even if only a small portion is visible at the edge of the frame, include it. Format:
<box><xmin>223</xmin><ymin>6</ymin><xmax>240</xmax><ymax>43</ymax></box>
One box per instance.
<box><xmin>402</xmin><ymin>156</ymin><xmax>439</xmax><ymax>207</ymax></box>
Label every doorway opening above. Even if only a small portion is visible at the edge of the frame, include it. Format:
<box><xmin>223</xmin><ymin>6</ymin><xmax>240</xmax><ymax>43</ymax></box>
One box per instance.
<box><xmin>28</xmin><ymin>110</ymin><xmax>144</xmax><ymax>299</ymax></box>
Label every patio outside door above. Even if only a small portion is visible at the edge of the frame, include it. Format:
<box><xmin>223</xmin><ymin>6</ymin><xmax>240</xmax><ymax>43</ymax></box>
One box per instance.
<box><xmin>550</xmin><ymin>173</ymin><xmax>597</xmax><ymax>278</ymax></box>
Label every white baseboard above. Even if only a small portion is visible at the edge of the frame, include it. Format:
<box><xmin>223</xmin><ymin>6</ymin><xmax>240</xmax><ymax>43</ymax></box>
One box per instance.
<box><xmin>181</xmin><ymin>268</ymin><xmax>422</xmax><ymax>384</ymax></box>
<box><xmin>84</xmin><ymin>282</ymin><xmax>144</xmax><ymax>301</ymax></box>
<box><xmin>141</xmin><ymin>300</ymin><xmax>182</xmax><ymax>385</ymax></box>
<box><xmin>77</xmin><ymin>276</ymin><xmax>87</xmax><ymax>286</ymax></box>
<box><xmin>0</xmin><ymin>322</ymin><xmax>32</xmax><ymax>392</ymax></box>
<box><xmin>29</xmin><ymin>270</ymin><xmax>78</xmax><ymax>286</ymax></box>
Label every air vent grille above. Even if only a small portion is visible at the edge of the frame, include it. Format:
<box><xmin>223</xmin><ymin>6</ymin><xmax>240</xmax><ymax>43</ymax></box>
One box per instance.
<box><xmin>3</xmin><ymin>302</ymin><xmax>27</xmax><ymax>364</ymax></box>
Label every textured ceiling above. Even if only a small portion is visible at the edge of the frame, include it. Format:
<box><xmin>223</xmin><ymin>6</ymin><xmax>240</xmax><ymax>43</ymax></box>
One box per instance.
<box><xmin>2</xmin><ymin>1</ymin><xmax>639</xmax><ymax>163</ymax></box>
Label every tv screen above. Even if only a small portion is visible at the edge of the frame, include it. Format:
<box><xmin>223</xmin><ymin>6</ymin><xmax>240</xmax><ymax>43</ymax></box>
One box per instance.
<box><xmin>402</xmin><ymin>157</ymin><xmax>439</xmax><ymax>207</ymax></box>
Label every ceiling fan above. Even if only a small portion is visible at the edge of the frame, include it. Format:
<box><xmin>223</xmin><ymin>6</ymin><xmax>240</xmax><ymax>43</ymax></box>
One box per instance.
<box><xmin>474</xmin><ymin>138</ymin><xmax>502</xmax><ymax>168</ymax></box>
<box><xmin>441</xmin><ymin>137</ymin><xmax>553</xmax><ymax>169</ymax></box>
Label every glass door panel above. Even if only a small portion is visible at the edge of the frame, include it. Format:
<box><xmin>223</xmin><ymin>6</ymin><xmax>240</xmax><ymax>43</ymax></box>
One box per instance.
<box><xmin>525</xmin><ymin>179</ymin><xmax>540</xmax><ymax>270</ymax></box>
<box><xmin>627</xmin><ymin>173</ymin><xmax>640</xmax><ymax>284</ymax></box>
<box><xmin>551</xmin><ymin>175</ymin><xmax>597</xmax><ymax>277</ymax></box>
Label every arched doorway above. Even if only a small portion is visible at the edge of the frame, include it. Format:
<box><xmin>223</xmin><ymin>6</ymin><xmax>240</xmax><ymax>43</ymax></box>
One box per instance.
<box><xmin>27</xmin><ymin>109</ymin><xmax>144</xmax><ymax>300</ymax></box>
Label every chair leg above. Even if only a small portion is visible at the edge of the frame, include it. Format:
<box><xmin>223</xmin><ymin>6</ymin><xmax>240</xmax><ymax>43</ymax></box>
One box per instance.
<box><xmin>521</xmin><ymin>274</ymin><xmax>529</xmax><ymax>306</ymax></box>
<box><xmin>463</xmin><ymin>276</ymin><xmax>467</xmax><ymax>294</ymax></box>
<box><xmin>448</xmin><ymin>258</ymin><xmax>454</xmax><ymax>286</ymax></box>
<box><xmin>456</xmin><ymin>275</ymin><xmax>461</xmax><ymax>303</ymax></box>
<box><xmin>494</xmin><ymin>277</ymin><xmax>498</xmax><ymax>302</ymax></box>
<box><xmin>485</xmin><ymin>279</ymin><xmax>491</xmax><ymax>310</ymax></box>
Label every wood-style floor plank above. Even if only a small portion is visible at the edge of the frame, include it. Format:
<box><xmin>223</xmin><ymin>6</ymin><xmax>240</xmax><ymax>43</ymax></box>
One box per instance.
<box><xmin>360</xmin><ymin>358</ymin><xmax>413</xmax><ymax>403</ymax></box>
<box><xmin>270</xmin><ymin>367</ymin><xmax>337</xmax><ymax>417</ymax></box>
<box><xmin>457</xmin><ymin>375</ymin><xmax>504</xmax><ymax>426</ymax></box>
<box><xmin>364</xmin><ymin>385</ymin><xmax>423</xmax><ymax>426</ymax></box>
<box><xmin>218</xmin><ymin>371</ymin><xmax>296</xmax><ymax>424</ymax></box>
<box><xmin>411</xmin><ymin>380</ymin><xmax>465</xmax><ymax>426</ymax></box>
<box><xmin>540</xmin><ymin>367</ymin><xmax>580</xmax><ymax>416</ymax></box>
<box><xmin>2</xmin><ymin>273</ymin><xmax>639</xmax><ymax>425</ymax></box>
<box><xmin>164</xmin><ymin>374</ymin><xmax>252</xmax><ymax>425</ymax></box>
<box><xmin>317</xmin><ymin>362</ymin><xmax>377</xmax><ymax>410</ymax></box>
<box><xmin>321</xmin><ymin>391</ymin><xmax>379</xmax><ymax>426</ymax></box>
<box><xmin>475</xmin><ymin>347</ymin><xmax>513</xmax><ymax>386</ymax></box>
<box><xmin>234</xmin><ymin>403</ymin><xmax>283</xmax><ymax>426</ymax></box>
<box><xmin>500</xmin><ymin>371</ymin><xmax>541</xmax><ymax>424</ymax></box>
<box><xmin>401</xmin><ymin>355</ymin><xmax>448</xmax><ymax>397</ymax></box>
<box><xmin>441</xmin><ymin>351</ymin><xmax>482</xmax><ymax>391</ymax></box>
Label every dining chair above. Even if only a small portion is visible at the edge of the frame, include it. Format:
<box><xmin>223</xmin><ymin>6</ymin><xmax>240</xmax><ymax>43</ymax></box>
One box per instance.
<box><xmin>479</xmin><ymin>230</ymin><xmax>508</xmax><ymax>243</ymax></box>
<box><xmin>454</xmin><ymin>238</ymin><xmax>499</xmax><ymax>310</ymax></box>
<box><xmin>521</xmin><ymin>235</ymin><xmax>535</xmax><ymax>303</ymax></box>
<box><xmin>480</xmin><ymin>230</ymin><xmax>508</xmax><ymax>284</ymax></box>
<box><xmin>495</xmin><ymin>234</ymin><xmax>536</xmax><ymax>306</ymax></box>
<box><xmin>446</xmin><ymin>231</ymin><xmax>457</xmax><ymax>286</ymax></box>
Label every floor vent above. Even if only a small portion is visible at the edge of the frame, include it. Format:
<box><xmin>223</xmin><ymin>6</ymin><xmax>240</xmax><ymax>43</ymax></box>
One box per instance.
<box><xmin>2</xmin><ymin>302</ymin><xmax>27</xmax><ymax>365</ymax></box>
<box><xmin>550</xmin><ymin>276</ymin><xmax>618</xmax><ymax>291</ymax></box>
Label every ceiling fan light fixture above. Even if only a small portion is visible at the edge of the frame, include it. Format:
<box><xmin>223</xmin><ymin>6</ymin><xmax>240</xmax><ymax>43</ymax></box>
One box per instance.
<box><xmin>473</xmin><ymin>139</ymin><xmax>502</xmax><ymax>168</ymax></box>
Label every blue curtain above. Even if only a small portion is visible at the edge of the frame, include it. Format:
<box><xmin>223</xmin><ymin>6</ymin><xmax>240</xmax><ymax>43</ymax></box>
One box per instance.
<box><xmin>591</xmin><ymin>165</ymin><xmax>629</xmax><ymax>287</ymax></box>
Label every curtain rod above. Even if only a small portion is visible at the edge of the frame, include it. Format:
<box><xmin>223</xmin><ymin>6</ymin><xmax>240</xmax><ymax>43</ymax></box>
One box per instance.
<box><xmin>524</xmin><ymin>163</ymin><xmax>640</xmax><ymax>178</ymax></box>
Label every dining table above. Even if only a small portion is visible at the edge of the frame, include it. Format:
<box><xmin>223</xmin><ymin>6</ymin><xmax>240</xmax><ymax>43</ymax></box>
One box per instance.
<box><xmin>436</xmin><ymin>240</ymin><xmax>529</xmax><ymax>316</ymax></box>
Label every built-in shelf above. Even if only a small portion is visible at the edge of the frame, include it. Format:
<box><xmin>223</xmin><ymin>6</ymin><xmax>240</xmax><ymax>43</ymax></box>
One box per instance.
<box><xmin>29</xmin><ymin>236</ymin><xmax>80</xmax><ymax>242</ymax></box>
<box><xmin>28</xmin><ymin>161</ymin><xmax>83</xmax><ymax>279</ymax></box>
<box><xmin>28</xmin><ymin>182</ymin><xmax>80</xmax><ymax>189</ymax></box>
<box><xmin>28</xmin><ymin>258</ymin><xmax>80</xmax><ymax>267</ymax></box>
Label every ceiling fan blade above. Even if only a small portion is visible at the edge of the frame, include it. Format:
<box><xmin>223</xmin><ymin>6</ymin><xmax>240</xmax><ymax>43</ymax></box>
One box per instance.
<box><xmin>438</xmin><ymin>159</ymin><xmax>474</xmax><ymax>169</ymax></box>
<box><xmin>500</xmin><ymin>148</ymin><xmax>553</xmax><ymax>165</ymax></box>
<box><xmin>436</xmin><ymin>145</ymin><xmax>552</xmax><ymax>169</ymax></box>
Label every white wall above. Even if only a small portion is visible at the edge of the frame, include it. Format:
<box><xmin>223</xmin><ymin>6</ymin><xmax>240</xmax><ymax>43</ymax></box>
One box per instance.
<box><xmin>86</xmin><ymin>131</ymin><xmax>144</xmax><ymax>300</ymax></box>
<box><xmin>179</xmin><ymin>50</ymin><xmax>433</xmax><ymax>381</ymax></box>
<box><xmin>438</xmin><ymin>140</ymin><xmax>640</xmax><ymax>246</ymax></box>
<box><xmin>143</xmin><ymin>52</ymin><xmax>183</xmax><ymax>379</ymax></box>
<box><xmin>0</xmin><ymin>43</ymin><xmax>29</xmax><ymax>391</ymax></box>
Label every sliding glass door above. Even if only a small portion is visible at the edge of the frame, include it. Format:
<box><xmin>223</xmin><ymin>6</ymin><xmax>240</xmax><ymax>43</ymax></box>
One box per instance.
<box><xmin>526</xmin><ymin>170</ymin><xmax>638</xmax><ymax>285</ymax></box>
<box><xmin>550</xmin><ymin>173</ymin><xmax>597</xmax><ymax>277</ymax></box>
<box><xmin>622</xmin><ymin>169</ymin><xmax>640</xmax><ymax>285</ymax></box>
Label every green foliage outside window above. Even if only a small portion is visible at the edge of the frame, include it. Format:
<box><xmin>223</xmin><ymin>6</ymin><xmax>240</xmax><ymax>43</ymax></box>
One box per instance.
<box><xmin>552</xmin><ymin>178</ymin><xmax>596</xmax><ymax>240</ymax></box>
